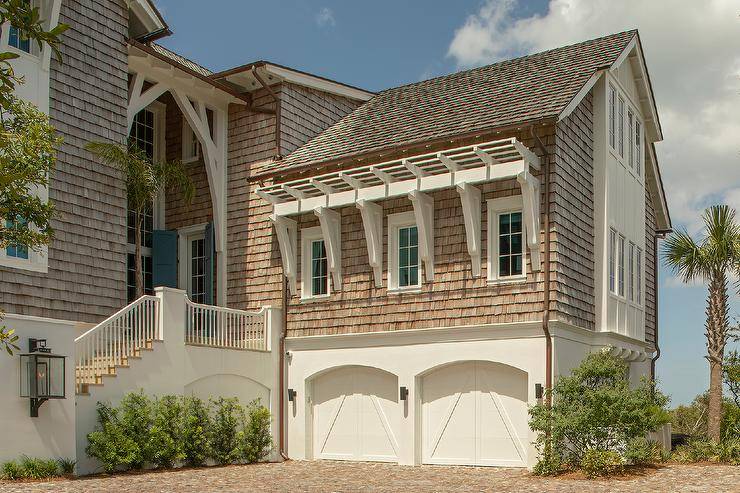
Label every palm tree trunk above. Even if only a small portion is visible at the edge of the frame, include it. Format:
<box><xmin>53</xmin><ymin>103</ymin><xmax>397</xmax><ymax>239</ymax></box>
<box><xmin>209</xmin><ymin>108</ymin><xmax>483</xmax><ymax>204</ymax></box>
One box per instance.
<box><xmin>134</xmin><ymin>212</ymin><xmax>144</xmax><ymax>299</ymax></box>
<box><xmin>706</xmin><ymin>270</ymin><xmax>729</xmax><ymax>442</ymax></box>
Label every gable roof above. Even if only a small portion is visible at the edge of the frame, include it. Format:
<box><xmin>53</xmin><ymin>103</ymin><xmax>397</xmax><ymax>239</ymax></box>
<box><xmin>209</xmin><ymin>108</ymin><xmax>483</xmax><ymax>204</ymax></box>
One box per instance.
<box><xmin>262</xmin><ymin>30</ymin><xmax>638</xmax><ymax>177</ymax></box>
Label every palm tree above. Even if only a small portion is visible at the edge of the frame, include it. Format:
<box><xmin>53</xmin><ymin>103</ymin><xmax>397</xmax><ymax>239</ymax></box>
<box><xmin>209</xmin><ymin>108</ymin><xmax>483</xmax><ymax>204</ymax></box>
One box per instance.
<box><xmin>86</xmin><ymin>140</ymin><xmax>194</xmax><ymax>299</ymax></box>
<box><xmin>662</xmin><ymin>205</ymin><xmax>740</xmax><ymax>442</ymax></box>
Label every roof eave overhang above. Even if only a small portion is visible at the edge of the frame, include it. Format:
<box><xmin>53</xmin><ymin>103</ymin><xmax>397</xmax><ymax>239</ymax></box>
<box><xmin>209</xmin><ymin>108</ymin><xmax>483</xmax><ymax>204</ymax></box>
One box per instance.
<box><xmin>646</xmin><ymin>143</ymin><xmax>672</xmax><ymax>232</ymax></box>
<box><xmin>129</xmin><ymin>0</ymin><xmax>170</xmax><ymax>42</ymax></box>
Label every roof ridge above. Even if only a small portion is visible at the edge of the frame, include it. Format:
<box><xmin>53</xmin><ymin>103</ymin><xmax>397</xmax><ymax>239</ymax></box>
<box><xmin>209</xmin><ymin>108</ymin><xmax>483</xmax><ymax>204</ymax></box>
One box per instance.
<box><xmin>381</xmin><ymin>29</ymin><xmax>638</xmax><ymax>94</ymax></box>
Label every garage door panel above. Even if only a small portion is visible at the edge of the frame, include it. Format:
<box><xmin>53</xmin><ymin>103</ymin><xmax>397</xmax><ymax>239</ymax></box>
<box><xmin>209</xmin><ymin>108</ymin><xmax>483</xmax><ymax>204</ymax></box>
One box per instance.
<box><xmin>478</xmin><ymin>391</ymin><xmax>526</xmax><ymax>466</ymax></box>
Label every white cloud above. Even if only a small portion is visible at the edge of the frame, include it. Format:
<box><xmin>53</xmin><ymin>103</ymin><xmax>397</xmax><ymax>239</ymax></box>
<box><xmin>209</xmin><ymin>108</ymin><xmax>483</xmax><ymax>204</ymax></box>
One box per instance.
<box><xmin>448</xmin><ymin>0</ymin><xmax>740</xmax><ymax>235</ymax></box>
<box><xmin>315</xmin><ymin>7</ymin><xmax>336</xmax><ymax>28</ymax></box>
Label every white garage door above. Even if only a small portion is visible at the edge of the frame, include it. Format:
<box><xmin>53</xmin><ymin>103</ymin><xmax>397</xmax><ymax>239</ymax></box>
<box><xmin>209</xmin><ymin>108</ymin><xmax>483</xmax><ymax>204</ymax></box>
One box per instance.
<box><xmin>312</xmin><ymin>366</ymin><xmax>400</xmax><ymax>462</ymax></box>
<box><xmin>422</xmin><ymin>361</ymin><xmax>528</xmax><ymax>467</ymax></box>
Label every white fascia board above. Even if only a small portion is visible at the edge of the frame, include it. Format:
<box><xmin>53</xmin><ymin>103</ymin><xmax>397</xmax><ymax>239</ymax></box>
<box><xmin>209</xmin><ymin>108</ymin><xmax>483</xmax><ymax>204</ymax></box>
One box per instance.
<box><xmin>456</xmin><ymin>182</ymin><xmax>482</xmax><ymax>277</ymax></box>
<box><xmin>129</xmin><ymin>0</ymin><xmax>167</xmax><ymax>33</ymax></box>
<box><xmin>408</xmin><ymin>190</ymin><xmax>435</xmax><ymax>282</ymax></box>
<box><xmin>356</xmin><ymin>199</ymin><xmax>383</xmax><ymax>287</ymax></box>
<box><xmin>557</xmin><ymin>69</ymin><xmax>605</xmax><ymax>123</ymax></box>
<box><xmin>265</xmin><ymin>64</ymin><xmax>374</xmax><ymax>101</ymax></box>
<box><xmin>314</xmin><ymin>207</ymin><xmax>343</xmax><ymax>290</ymax></box>
<box><xmin>516</xmin><ymin>170</ymin><xmax>542</xmax><ymax>272</ymax></box>
<box><xmin>271</xmin><ymin>214</ymin><xmax>298</xmax><ymax>295</ymax></box>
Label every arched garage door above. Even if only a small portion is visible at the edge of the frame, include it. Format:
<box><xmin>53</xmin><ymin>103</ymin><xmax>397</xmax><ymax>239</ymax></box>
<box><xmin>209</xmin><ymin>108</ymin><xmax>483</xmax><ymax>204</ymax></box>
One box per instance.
<box><xmin>422</xmin><ymin>361</ymin><xmax>528</xmax><ymax>467</ymax></box>
<box><xmin>312</xmin><ymin>366</ymin><xmax>400</xmax><ymax>462</ymax></box>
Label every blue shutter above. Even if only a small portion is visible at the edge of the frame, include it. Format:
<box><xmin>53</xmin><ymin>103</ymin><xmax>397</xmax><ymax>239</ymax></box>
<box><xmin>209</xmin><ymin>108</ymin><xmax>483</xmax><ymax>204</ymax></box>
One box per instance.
<box><xmin>152</xmin><ymin>230</ymin><xmax>178</xmax><ymax>288</ymax></box>
<box><xmin>204</xmin><ymin>222</ymin><xmax>214</xmax><ymax>305</ymax></box>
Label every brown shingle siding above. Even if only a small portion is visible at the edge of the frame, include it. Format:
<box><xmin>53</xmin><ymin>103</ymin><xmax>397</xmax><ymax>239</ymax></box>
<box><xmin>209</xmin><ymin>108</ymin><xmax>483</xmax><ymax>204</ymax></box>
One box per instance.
<box><xmin>645</xmin><ymin>192</ymin><xmax>657</xmax><ymax>347</ymax></box>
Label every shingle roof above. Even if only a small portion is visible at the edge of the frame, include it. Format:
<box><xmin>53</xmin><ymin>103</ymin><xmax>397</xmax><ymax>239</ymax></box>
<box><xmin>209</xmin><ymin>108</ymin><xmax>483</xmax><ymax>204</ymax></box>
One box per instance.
<box><xmin>150</xmin><ymin>43</ymin><xmax>213</xmax><ymax>77</ymax></box>
<box><xmin>264</xmin><ymin>30</ymin><xmax>637</xmax><ymax>176</ymax></box>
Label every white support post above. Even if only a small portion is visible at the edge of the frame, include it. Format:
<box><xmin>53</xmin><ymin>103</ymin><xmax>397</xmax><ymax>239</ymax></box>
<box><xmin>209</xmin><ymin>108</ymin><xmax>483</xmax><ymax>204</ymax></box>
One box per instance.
<box><xmin>271</xmin><ymin>215</ymin><xmax>298</xmax><ymax>295</ymax></box>
<box><xmin>356</xmin><ymin>200</ymin><xmax>383</xmax><ymax>287</ymax></box>
<box><xmin>517</xmin><ymin>170</ymin><xmax>542</xmax><ymax>272</ymax></box>
<box><xmin>408</xmin><ymin>190</ymin><xmax>435</xmax><ymax>282</ymax></box>
<box><xmin>456</xmin><ymin>182</ymin><xmax>482</xmax><ymax>277</ymax></box>
<box><xmin>314</xmin><ymin>207</ymin><xmax>342</xmax><ymax>290</ymax></box>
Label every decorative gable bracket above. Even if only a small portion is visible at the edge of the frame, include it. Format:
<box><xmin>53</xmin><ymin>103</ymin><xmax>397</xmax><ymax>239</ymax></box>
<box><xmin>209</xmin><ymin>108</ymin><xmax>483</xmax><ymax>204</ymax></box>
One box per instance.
<box><xmin>516</xmin><ymin>170</ymin><xmax>542</xmax><ymax>272</ymax></box>
<box><xmin>314</xmin><ymin>207</ymin><xmax>342</xmax><ymax>290</ymax></box>
<box><xmin>408</xmin><ymin>190</ymin><xmax>435</xmax><ymax>282</ymax></box>
<box><xmin>356</xmin><ymin>200</ymin><xmax>383</xmax><ymax>287</ymax></box>
<box><xmin>270</xmin><ymin>214</ymin><xmax>298</xmax><ymax>295</ymax></box>
<box><xmin>456</xmin><ymin>182</ymin><xmax>482</xmax><ymax>277</ymax></box>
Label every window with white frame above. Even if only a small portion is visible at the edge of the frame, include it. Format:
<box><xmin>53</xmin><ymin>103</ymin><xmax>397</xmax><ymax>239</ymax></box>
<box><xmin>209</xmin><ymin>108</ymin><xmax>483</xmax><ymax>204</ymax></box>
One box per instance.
<box><xmin>488</xmin><ymin>196</ymin><xmax>526</xmax><ymax>282</ymax></box>
<box><xmin>5</xmin><ymin>0</ymin><xmax>32</xmax><ymax>54</ymax></box>
<box><xmin>189</xmin><ymin>234</ymin><xmax>207</xmax><ymax>303</ymax></box>
<box><xmin>628</xmin><ymin>241</ymin><xmax>635</xmax><ymax>301</ymax></box>
<box><xmin>617</xmin><ymin>96</ymin><xmax>625</xmax><ymax>158</ymax></box>
<box><xmin>608</xmin><ymin>84</ymin><xmax>616</xmax><ymax>149</ymax></box>
<box><xmin>627</xmin><ymin>109</ymin><xmax>634</xmax><ymax>168</ymax></box>
<box><xmin>636</xmin><ymin>247</ymin><xmax>643</xmax><ymax>304</ymax></box>
<box><xmin>635</xmin><ymin>120</ymin><xmax>642</xmax><ymax>175</ymax></box>
<box><xmin>388</xmin><ymin>211</ymin><xmax>421</xmax><ymax>292</ymax></box>
<box><xmin>301</xmin><ymin>226</ymin><xmax>330</xmax><ymax>299</ymax></box>
<box><xmin>609</xmin><ymin>228</ymin><xmax>616</xmax><ymax>293</ymax></box>
<box><xmin>5</xmin><ymin>217</ymin><xmax>29</xmax><ymax>259</ymax></box>
<box><xmin>618</xmin><ymin>234</ymin><xmax>626</xmax><ymax>297</ymax></box>
<box><xmin>182</xmin><ymin>120</ymin><xmax>201</xmax><ymax>163</ymax></box>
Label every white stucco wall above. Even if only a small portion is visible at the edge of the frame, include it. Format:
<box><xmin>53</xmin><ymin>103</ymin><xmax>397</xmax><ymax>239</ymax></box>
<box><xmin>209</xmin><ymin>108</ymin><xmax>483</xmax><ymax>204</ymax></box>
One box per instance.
<box><xmin>0</xmin><ymin>313</ymin><xmax>78</xmax><ymax>463</ymax></box>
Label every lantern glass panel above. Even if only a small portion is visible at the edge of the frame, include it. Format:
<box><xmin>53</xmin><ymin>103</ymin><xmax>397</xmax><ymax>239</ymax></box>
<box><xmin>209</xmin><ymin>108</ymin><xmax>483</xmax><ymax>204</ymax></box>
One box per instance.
<box><xmin>19</xmin><ymin>353</ymin><xmax>65</xmax><ymax>399</ymax></box>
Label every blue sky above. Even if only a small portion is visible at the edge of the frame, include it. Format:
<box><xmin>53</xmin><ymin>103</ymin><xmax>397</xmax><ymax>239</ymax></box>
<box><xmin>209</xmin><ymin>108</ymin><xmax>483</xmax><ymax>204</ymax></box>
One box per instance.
<box><xmin>155</xmin><ymin>0</ymin><xmax>740</xmax><ymax>406</ymax></box>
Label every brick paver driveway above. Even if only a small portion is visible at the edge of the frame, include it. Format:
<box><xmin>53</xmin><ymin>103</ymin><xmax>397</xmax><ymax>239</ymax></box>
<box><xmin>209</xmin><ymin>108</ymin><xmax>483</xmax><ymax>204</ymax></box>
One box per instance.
<box><xmin>0</xmin><ymin>461</ymin><xmax>736</xmax><ymax>492</ymax></box>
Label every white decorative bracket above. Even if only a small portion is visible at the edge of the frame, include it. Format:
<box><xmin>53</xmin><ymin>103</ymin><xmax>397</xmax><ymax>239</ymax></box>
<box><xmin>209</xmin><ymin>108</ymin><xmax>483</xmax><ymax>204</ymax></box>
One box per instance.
<box><xmin>408</xmin><ymin>190</ymin><xmax>435</xmax><ymax>282</ymax></box>
<box><xmin>356</xmin><ymin>200</ymin><xmax>383</xmax><ymax>287</ymax></box>
<box><xmin>314</xmin><ymin>207</ymin><xmax>342</xmax><ymax>290</ymax></box>
<box><xmin>271</xmin><ymin>214</ymin><xmax>298</xmax><ymax>295</ymax></box>
<box><xmin>456</xmin><ymin>182</ymin><xmax>482</xmax><ymax>277</ymax></box>
<box><xmin>516</xmin><ymin>170</ymin><xmax>542</xmax><ymax>272</ymax></box>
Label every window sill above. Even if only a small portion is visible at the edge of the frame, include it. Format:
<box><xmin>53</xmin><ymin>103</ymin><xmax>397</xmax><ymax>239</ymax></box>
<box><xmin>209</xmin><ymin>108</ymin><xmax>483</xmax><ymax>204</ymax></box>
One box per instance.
<box><xmin>4</xmin><ymin>45</ymin><xmax>39</xmax><ymax>62</ymax></box>
<box><xmin>0</xmin><ymin>256</ymin><xmax>48</xmax><ymax>273</ymax></box>
<box><xmin>387</xmin><ymin>286</ymin><xmax>422</xmax><ymax>296</ymax></box>
<box><xmin>299</xmin><ymin>294</ymin><xmax>331</xmax><ymax>303</ymax></box>
<box><xmin>487</xmin><ymin>276</ymin><xmax>527</xmax><ymax>286</ymax></box>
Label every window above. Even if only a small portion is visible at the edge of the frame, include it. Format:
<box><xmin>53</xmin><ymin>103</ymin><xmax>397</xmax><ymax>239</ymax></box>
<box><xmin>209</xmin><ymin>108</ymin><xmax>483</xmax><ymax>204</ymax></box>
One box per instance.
<box><xmin>627</xmin><ymin>109</ymin><xmax>634</xmax><ymax>168</ymax></box>
<box><xmin>182</xmin><ymin>121</ymin><xmax>201</xmax><ymax>163</ymax></box>
<box><xmin>300</xmin><ymin>227</ymin><xmax>330</xmax><ymax>299</ymax></box>
<box><xmin>127</xmin><ymin>254</ymin><xmax>153</xmax><ymax>302</ymax></box>
<box><xmin>488</xmin><ymin>196</ymin><xmax>526</xmax><ymax>283</ymax></box>
<box><xmin>618</xmin><ymin>96</ymin><xmax>625</xmax><ymax>157</ymax></box>
<box><xmin>7</xmin><ymin>1</ymin><xmax>32</xmax><ymax>54</ymax></box>
<box><xmin>635</xmin><ymin>120</ymin><xmax>642</xmax><ymax>175</ymax></box>
<box><xmin>609</xmin><ymin>228</ymin><xmax>616</xmax><ymax>293</ymax></box>
<box><xmin>636</xmin><ymin>247</ymin><xmax>643</xmax><ymax>304</ymax></box>
<box><xmin>618</xmin><ymin>234</ymin><xmax>625</xmax><ymax>297</ymax></box>
<box><xmin>608</xmin><ymin>84</ymin><xmax>616</xmax><ymax>149</ymax></box>
<box><xmin>388</xmin><ymin>212</ymin><xmax>422</xmax><ymax>292</ymax></box>
<box><xmin>628</xmin><ymin>241</ymin><xmax>635</xmax><ymax>301</ymax></box>
<box><xmin>189</xmin><ymin>236</ymin><xmax>207</xmax><ymax>303</ymax></box>
<box><xmin>5</xmin><ymin>218</ymin><xmax>29</xmax><ymax>259</ymax></box>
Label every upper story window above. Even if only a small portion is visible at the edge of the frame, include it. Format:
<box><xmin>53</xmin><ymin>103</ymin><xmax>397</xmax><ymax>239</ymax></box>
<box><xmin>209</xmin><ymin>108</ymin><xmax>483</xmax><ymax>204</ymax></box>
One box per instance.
<box><xmin>628</xmin><ymin>241</ymin><xmax>635</xmax><ymax>301</ymax></box>
<box><xmin>609</xmin><ymin>228</ymin><xmax>616</xmax><ymax>293</ymax></box>
<box><xmin>634</xmin><ymin>120</ymin><xmax>642</xmax><ymax>175</ymax></box>
<box><xmin>618</xmin><ymin>234</ymin><xmax>625</xmax><ymax>297</ymax></box>
<box><xmin>627</xmin><ymin>109</ymin><xmax>634</xmax><ymax>169</ymax></box>
<box><xmin>488</xmin><ymin>196</ymin><xmax>526</xmax><ymax>283</ymax></box>
<box><xmin>5</xmin><ymin>218</ymin><xmax>29</xmax><ymax>259</ymax></box>
<box><xmin>388</xmin><ymin>211</ymin><xmax>421</xmax><ymax>293</ymax></box>
<box><xmin>182</xmin><ymin>121</ymin><xmax>201</xmax><ymax>163</ymax></box>
<box><xmin>301</xmin><ymin>226</ymin><xmax>330</xmax><ymax>300</ymax></box>
<box><xmin>636</xmin><ymin>247</ymin><xmax>643</xmax><ymax>304</ymax></box>
<box><xmin>617</xmin><ymin>96</ymin><xmax>625</xmax><ymax>157</ymax></box>
<box><xmin>608</xmin><ymin>84</ymin><xmax>616</xmax><ymax>149</ymax></box>
<box><xmin>5</xmin><ymin>0</ymin><xmax>32</xmax><ymax>54</ymax></box>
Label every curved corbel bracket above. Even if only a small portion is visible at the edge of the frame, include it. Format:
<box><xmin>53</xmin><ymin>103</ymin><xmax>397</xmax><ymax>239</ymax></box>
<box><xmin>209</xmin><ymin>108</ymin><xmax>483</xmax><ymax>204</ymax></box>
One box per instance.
<box><xmin>357</xmin><ymin>200</ymin><xmax>383</xmax><ymax>287</ymax></box>
<box><xmin>408</xmin><ymin>190</ymin><xmax>435</xmax><ymax>282</ymax></box>
<box><xmin>314</xmin><ymin>207</ymin><xmax>342</xmax><ymax>290</ymax></box>
<box><xmin>516</xmin><ymin>170</ymin><xmax>542</xmax><ymax>272</ymax></box>
<box><xmin>456</xmin><ymin>182</ymin><xmax>482</xmax><ymax>277</ymax></box>
<box><xmin>270</xmin><ymin>214</ymin><xmax>298</xmax><ymax>295</ymax></box>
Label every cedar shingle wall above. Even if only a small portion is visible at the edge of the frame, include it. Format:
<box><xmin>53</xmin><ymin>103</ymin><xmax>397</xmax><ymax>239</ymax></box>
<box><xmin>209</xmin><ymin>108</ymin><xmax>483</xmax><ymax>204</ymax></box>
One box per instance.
<box><xmin>645</xmin><ymin>192</ymin><xmax>657</xmax><ymax>347</ymax></box>
<box><xmin>551</xmin><ymin>95</ymin><xmax>596</xmax><ymax>329</ymax></box>
<box><xmin>0</xmin><ymin>0</ymin><xmax>129</xmax><ymax>322</ymax></box>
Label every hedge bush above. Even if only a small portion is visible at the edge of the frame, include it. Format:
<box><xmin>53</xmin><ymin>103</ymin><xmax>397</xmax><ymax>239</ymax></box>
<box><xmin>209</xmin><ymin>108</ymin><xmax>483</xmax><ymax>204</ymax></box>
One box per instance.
<box><xmin>580</xmin><ymin>449</ymin><xmax>624</xmax><ymax>479</ymax></box>
<box><xmin>0</xmin><ymin>455</ymin><xmax>73</xmax><ymax>480</ymax></box>
<box><xmin>86</xmin><ymin>391</ymin><xmax>272</xmax><ymax>473</ymax></box>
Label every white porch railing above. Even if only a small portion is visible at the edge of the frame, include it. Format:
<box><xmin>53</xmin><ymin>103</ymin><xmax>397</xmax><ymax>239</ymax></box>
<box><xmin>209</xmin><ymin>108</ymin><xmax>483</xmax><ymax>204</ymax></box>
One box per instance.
<box><xmin>185</xmin><ymin>299</ymin><xmax>269</xmax><ymax>351</ymax></box>
<box><xmin>74</xmin><ymin>295</ymin><xmax>160</xmax><ymax>394</ymax></box>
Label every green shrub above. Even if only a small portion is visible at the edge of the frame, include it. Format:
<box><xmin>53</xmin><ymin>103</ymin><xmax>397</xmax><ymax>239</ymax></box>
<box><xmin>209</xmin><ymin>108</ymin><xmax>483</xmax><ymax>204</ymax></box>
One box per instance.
<box><xmin>241</xmin><ymin>400</ymin><xmax>272</xmax><ymax>463</ymax></box>
<box><xmin>580</xmin><ymin>449</ymin><xmax>624</xmax><ymax>478</ymax></box>
<box><xmin>210</xmin><ymin>397</ymin><xmax>244</xmax><ymax>465</ymax></box>
<box><xmin>18</xmin><ymin>456</ymin><xmax>59</xmax><ymax>480</ymax></box>
<box><xmin>716</xmin><ymin>436</ymin><xmax>740</xmax><ymax>465</ymax></box>
<box><xmin>672</xmin><ymin>439</ymin><xmax>717</xmax><ymax>463</ymax></box>
<box><xmin>55</xmin><ymin>457</ymin><xmax>76</xmax><ymax>475</ymax></box>
<box><xmin>149</xmin><ymin>395</ymin><xmax>185</xmax><ymax>468</ymax></box>
<box><xmin>1</xmin><ymin>460</ymin><xmax>24</xmax><ymax>480</ymax></box>
<box><xmin>118</xmin><ymin>390</ymin><xmax>155</xmax><ymax>468</ymax></box>
<box><xmin>624</xmin><ymin>437</ymin><xmax>663</xmax><ymax>465</ymax></box>
<box><xmin>529</xmin><ymin>351</ymin><xmax>670</xmax><ymax>472</ymax></box>
<box><xmin>86</xmin><ymin>401</ymin><xmax>139</xmax><ymax>472</ymax></box>
<box><xmin>182</xmin><ymin>395</ymin><xmax>212</xmax><ymax>467</ymax></box>
<box><xmin>531</xmin><ymin>448</ymin><xmax>564</xmax><ymax>476</ymax></box>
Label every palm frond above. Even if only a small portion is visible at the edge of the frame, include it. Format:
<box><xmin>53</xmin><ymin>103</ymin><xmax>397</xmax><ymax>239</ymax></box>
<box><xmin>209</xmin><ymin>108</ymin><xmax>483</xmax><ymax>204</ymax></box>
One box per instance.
<box><xmin>662</xmin><ymin>227</ymin><xmax>707</xmax><ymax>282</ymax></box>
<box><xmin>703</xmin><ymin>205</ymin><xmax>740</xmax><ymax>272</ymax></box>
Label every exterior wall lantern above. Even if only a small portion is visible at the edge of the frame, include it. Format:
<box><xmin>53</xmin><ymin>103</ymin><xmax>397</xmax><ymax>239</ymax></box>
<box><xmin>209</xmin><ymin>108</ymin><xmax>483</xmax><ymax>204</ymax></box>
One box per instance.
<box><xmin>19</xmin><ymin>338</ymin><xmax>66</xmax><ymax>417</ymax></box>
<box><xmin>399</xmin><ymin>386</ymin><xmax>409</xmax><ymax>401</ymax></box>
<box><xmin>287</xmin><ymin>388</ymin><xmax>296</xmax><ymax>402</ymax></box>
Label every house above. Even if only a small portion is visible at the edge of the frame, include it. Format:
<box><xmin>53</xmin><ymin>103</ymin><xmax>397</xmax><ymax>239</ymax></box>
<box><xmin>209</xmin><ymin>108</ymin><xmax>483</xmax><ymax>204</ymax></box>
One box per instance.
<box><xmin>0</xmin><ymin>0</ymin><xmax>671</xmax><ymax>473</ymax></box>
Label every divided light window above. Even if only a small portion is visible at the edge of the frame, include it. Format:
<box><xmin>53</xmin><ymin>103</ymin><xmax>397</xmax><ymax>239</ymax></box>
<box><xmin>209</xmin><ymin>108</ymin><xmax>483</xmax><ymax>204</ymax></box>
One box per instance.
<box><xmin>628</xmin><ymin>241</ymin><xmax>635</xmax><ymax>301</ymax></box>
<box><xmin>498</xmin><ymin>211</ymin><xmax>523</xmax><ymax>278</ymax></box>
<box><xmin>618</xmin><ymin>96</ymin><xmax>625</xmax><ymax>157</ymax></box>
<box><xmin>190</xmin><ymin>237</ymin><xmax>207</xmax><ymax>303</ymax></box>
<box><xmin>5</xmin><ymin>218</ymin><xmax>29</xmax><ymax>259</ymax></box>
<box><xmin>7</xmin><ymin>1</ymin><xmax>32</xmax><ymax>54</ymax></box>
<box><xmin>636</xmin><ymin>247</ymin><xmax>643</xmax><ymax>304</ymax></box>
<box><xmin>628</xmin><ymin>109</ymin><xmax>634</xmax><ymax>168</ymax></box>
<box><xmin>609</xmin><ymin>228</ymin><xmax>616</xmax><ymax>293</ymax></box>
<box><xmin>618</xmin><ymin>234</ymin><xmax>626</xmax><ymax>297</ymax></box>
<box><xmin>311</xmin><ymin>239</ymin><xmax>328</xmax><ymax>296</ymax></box>
<box><xmin>608</xmin><ymin>85</ymin><xmax>616</xmax><ymax>149</ymax></box>
<box><xmin>635</xmin><ymin>120</ymin><xmax>642</xmax><ymax>175</ymax></box>
<box><xmin>398</xmin><ymin>226</ymin><xmax>419</xmax><ymax>287</ymax></box>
